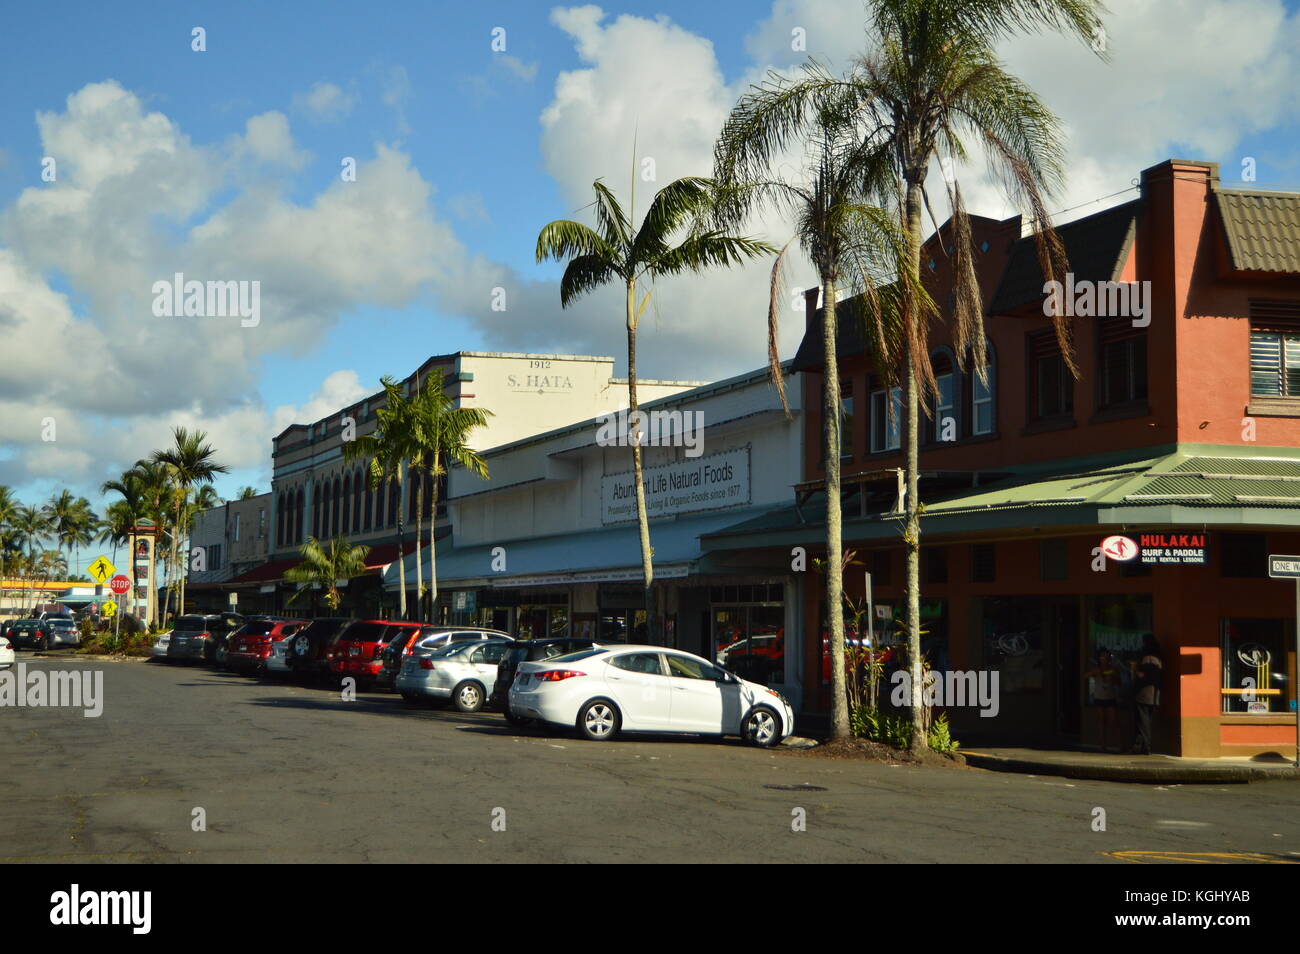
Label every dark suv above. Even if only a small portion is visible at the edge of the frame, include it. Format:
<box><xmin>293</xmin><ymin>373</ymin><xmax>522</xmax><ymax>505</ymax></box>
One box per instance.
<box><xmin>284</xmin><ymin>618</ymin><xmax>356</xmax><ymax>683</ymax></box>
<box><xmin>491</xmin><ymin>637</ymin><xmax>599</xmax><ymax>723</ymax></box>
<box><xmin>167</xmin><ymin>614</ymin><xmax>236</xmax><ymax>663</ymax></box>
<box><xmin>377</xmin><ymin>626</ymin><xmax>513</xmax><ymax>689</ymax></box>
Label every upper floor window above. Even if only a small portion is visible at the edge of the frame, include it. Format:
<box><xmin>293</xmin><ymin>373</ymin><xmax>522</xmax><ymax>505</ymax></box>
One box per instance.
<box><xmin>1099</xmin><ymin>318</ymin><xmax>1148</xmax><ymax>408</ymax></box>
<box><xmin>931</xmin><ymin>352</ymin><xmax>956</xmax><ymax>443</ymax></box>
<box><xmin>1250</xmin><ymin>330</ymin><xmax>1300</xmax><ymax>397</ymax></box>
<box><xmin>870</xmin><ymin>384</ymin><xmax>902</xmax><ymax>453</ymax></box>
<box><xmin>1028</xmin><ymin>330</ymin><xmax>1072</xmax><ymax>420</ymax></box>
<box><xmin>840</xmin><ymin>379</ymin><xmax>854</xmax><ymax>459</ymax></box>
<box><xmin>233</xmin><ymin>512</ymin><xmax>241</xmax><ymax>543</ymax></box>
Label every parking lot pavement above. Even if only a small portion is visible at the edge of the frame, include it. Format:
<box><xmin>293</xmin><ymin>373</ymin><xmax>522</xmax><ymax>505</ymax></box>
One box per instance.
<box><xmin>3</xmin><ymin>655</ymin><xmax>1300</xmax><ymax>863</ymax></box>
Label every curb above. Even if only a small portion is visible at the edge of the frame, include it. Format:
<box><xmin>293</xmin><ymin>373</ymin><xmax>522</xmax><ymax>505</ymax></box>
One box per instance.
<box><xmin>961</xmin><ymin>751</ymin><xmax>1300</xmax><ymax>784</ymax></box>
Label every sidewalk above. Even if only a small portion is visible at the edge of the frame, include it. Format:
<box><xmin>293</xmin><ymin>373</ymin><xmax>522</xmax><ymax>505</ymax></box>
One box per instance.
<box><xmin>961</xmin><ymin>747</ymin><xmax>1300</xmax><ymax>783</ymax></box>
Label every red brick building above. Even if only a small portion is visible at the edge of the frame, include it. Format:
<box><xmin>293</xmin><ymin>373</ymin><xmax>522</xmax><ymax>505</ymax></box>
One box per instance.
<box><xmin>704</xmin><ymin>159</ymin><xmax>1300</xmax><ymax>757</ymax></box>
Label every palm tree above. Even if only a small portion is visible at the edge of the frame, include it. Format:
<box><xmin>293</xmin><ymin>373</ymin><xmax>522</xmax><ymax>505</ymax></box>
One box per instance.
<box><xmin>408</xmin><ymin>369</ymin><xmax>492</xmax><ymax>623</ymax></box>
<box><xmin>715</xmin><ymin>106</ymin><xmax>926</xmax><ymax>739</ymax></box>
<box><xmin>12</xmin><ymin>505</ymin><xmax>50</xmax><ymax>612</ymax></box>
<box><xmin>714</xmin><ymin>0</ymin><xmax>1104</xmax><ymax>748</ymax></box>
<box><xmin>153</xmin><ymin>428</ymin><xmax>228</xmax><ymax>620</ymax></box>
<box><xmin>236</xmin><ymin>486</ymin><xmax>258</xmax><ymax>500</ymax></box>
<box><xmin>345</xmin><ymin>376</ymin><xmax>416</xmax><ymax>619</ymax></box>
<box><xmin>285</xmin><ymin>536</ymin><xmax>371</xmax><ymax>614</ymax></box>
<box><xmin>537</xmin><ymin>170</ymin><xmax>773</xmax><ymax>642</ymax></box>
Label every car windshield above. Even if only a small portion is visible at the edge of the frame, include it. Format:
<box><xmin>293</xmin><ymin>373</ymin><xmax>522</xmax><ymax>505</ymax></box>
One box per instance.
<box><xmin>241</xmin><ymin>620</ymin><xmax>278</xmax><ymax>636</ymax></box>
<box><xmin>343</xmin><ymin>622</ymin><xmax>389</xmax><ymax>643</ymax></box>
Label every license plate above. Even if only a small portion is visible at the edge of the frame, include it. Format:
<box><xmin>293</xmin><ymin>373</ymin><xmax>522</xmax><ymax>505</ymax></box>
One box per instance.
<box><xmin>349</xmin><ymin>646</ymin><xmax>360</xmax><ymax>656</ymax></box>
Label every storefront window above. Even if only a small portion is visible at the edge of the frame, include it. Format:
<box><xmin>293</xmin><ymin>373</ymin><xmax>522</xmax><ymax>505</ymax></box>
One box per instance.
<box><xmin>599</xmin><ymin>610</ymin><xmax>645</xmax><ymax>643</ymax></box>
<box><xmin>1222</xmin><ymin>618</ymin><xmax>1291</xmax><ymax>714</ymax></box>
<box><xmin>1087</xmin><ymin>594</ymin><xmax>1153</xmax><ymax>703</ymax></box>
<box><xmin>979</xmin><ymin>596</ymin><xmax>1045</xmax><ymax>693</ymax></box>
<box><xmin>819</xmin><ymin>600</ymin><xmax>947</xmax><ymax>686</ymax></box>
<box><xmin>711</xmin><ymin>586</ymin><xmax>785</xmax><ymax>686</ymax></box>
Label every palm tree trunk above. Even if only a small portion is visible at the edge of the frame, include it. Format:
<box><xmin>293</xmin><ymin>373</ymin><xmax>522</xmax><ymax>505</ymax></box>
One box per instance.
<box><xmin>428</xmin><ymin>464</ymin><xmax>439</xmax><ymax>625</ymax></box>
<box><xmin>627</xmin><ymin>279</ymin><xmax>657</xmax><ymax>644</ymax></box>
<box><xmin>904</xmin><ymin>177</ymin><xmax>926</xmax><ymax>754</ymax></box>
<box><xmin>395</xmin><ymin>465</ymin><xmax>408</xmax><ymax>619</ymax></box>
<box><xmin>414</xmin><ymin>465</ymin><xmax>424</xmax><ymax>624</ymax></box>
<box><xmin>822</xmin><ymin>276</ymin><xmax>849</xmax><ymax>740</ymax></box>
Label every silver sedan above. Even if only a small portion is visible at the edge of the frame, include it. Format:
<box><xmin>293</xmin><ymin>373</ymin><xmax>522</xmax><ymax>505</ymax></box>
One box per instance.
<box><xmin>396</xmin><ymin>639</ymin><xmax>512</xmax><ymax>712</ymax></box>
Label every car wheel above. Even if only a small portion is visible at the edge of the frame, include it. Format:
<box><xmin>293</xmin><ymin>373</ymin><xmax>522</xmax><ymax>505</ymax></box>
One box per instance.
<box><xmin>453</xmin><ymin>681</ymin><xmax>485</xmax><ymax>713</ymax></box>
<box><xmin>577</xmin><ymin>699</ymin><xmax>620</xmax><ymax>742</ymax></box>
<box><xmin>291</xmin><ymin>634</ymin><xmax>311</xmax><ymax>658</ymax></box>
<box><xmin>37</xmin><ymin>637</ymin><xmax>48</xmax><ymax>652</ymax></box>
<box><xmin>742</xmin><ymin>706</ymin><xmax>782</xmax><ymax>748</ymax></box>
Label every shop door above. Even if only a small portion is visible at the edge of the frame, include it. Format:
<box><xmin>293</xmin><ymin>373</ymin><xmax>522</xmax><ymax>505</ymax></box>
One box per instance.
<box><xmin>1054</xmin><ymin>600</ymin><xmax>1081</xmax><ymax>737</ymax></box>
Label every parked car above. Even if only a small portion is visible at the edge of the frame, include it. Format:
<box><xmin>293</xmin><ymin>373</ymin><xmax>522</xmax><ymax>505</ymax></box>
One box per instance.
<box><xmin>0</xmin><ymin>634</ymin><xmax>14</xmax><ymax>670</ymax></box>
<box><xmin>396</xmin><ymin>638</ymin><xmax>513</xmax><ymax>711</ymax></box>
<box><xmin>284</xmin><ymin>618</ymin><xmax>356</xmax><ymax>683</ymax></box>
<box><xmin>376</xmin><ymin>626</ymin><xmax>513</xmax><ymax>688</ymax></box>
<box><xmin>150</xmin><ymin>630</ymin><xmax>173</xmax><ymax>660</ymax></box>
<box><xmin>490</xmin><ymin>637</ymin><xmax>600</xmax><ymax>722</ymax></box>
<box><xmin>44</xmin><ymin>618</ymin><xmax>82</xmax><ymax>649</ymax></box>
<box><xmin>325</xmin><ymin>620</ymin><xmax>425</xmax><ymax>688</ymax></box>
<box><xmin>508</xmin><ymin>645</ymin><xmax>795</xmax><ymax>747</ymax></box>
<box><xmin>210</xmin><ymin>612</ymin><xmax>248</xmax><ymax>666</ymax></box>
<box><xmin>166</xmin><ymin>614</ymin><xmax>229</xmax><ymax>663</ymax></box>
<box><xmin>9</xmin><ymin>619</ymin><xmax>54</xmax><ymax>651</ymax></box>
<box><xmin>225</xmin><ymin>617</ymin><xmax>308</xmax><ymax>674</ymax></box>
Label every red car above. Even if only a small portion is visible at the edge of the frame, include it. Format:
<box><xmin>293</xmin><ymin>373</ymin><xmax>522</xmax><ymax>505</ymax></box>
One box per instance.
<box><xmin>328</xmin><ymin>620</ymin><xmax>426</xmax><ymax>687</ymax></box>
<box><xmin>226</xmin><ymin>617</ymin><xmax>308</xmax><ymax>673</ymax></box>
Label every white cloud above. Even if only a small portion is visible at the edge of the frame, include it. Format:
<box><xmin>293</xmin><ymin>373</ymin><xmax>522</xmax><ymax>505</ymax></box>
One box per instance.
<box><xmin>294</xmin><ymin>81</ymin><xmax>357</xmax><ymax>123</ymax></box>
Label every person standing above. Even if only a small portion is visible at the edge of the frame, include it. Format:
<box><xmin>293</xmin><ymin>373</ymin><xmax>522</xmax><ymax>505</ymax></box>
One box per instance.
<box><xmin>1087</xmin><ymin>649</ymin><xmax>1122</xmax><ymax>753</ymax></box>
<box><xmin>1133</xmin><ymin>634</ymin><xmax>1164</xmax><ymax>754</ymax></box>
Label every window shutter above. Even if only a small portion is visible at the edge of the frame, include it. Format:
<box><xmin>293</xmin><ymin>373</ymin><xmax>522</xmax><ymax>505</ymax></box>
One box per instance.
<box><xmin>1250</xmin><ymin>332</ymin><xmax>1283</xmax><ymax>396</ymax></box>
<box><xmin>1028</xmin><ymin>329</ymin><xmax>1059</xmax><ymax>359</ymax></box>
<box><xmin>1100</xmin><ymin>315</ymin><xmax>1142</xmax><ymax>345</ymax></box>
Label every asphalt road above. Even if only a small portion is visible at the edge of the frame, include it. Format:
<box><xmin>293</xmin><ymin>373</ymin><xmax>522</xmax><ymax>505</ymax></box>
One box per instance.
<box><xmin>3</xmin><ymin>653</ymin><xmax>1300</xmax><ymax>864</ymax></box>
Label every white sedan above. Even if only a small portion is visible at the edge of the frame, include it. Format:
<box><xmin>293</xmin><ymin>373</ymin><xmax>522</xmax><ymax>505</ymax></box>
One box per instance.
<box><xmin>509</xmin><ymin>645</ymin><xmax>794</xmax><ymax>747</ymax></box>
<box><xmin>0</xmin><ymin>635</ymin><xmax>13</xmax><ymax>670</ymax></box>
<box><xmin>149</xmin><ymin>631</ymin><xmax>172</xmax><ymax>659</ymax></box>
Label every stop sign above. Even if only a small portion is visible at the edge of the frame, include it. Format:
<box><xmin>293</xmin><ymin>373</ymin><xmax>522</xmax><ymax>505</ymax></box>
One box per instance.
<box><xmin>109</xmin><ymin>574</ymin><xmax>131</xmax><ymax>595</ymax></box>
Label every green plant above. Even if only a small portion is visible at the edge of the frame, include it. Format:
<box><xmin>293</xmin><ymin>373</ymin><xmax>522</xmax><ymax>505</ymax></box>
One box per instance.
<box><xmin>927</xmin><ymin>712</ymin><xmax>960</xmax><ymax>754</ymax></box>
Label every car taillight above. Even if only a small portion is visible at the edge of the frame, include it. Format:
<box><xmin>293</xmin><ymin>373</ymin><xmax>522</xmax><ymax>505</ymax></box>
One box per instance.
<box><xmin>419</xmin><ymin>658</ymin><xmax>435</xmax><ymax>670</ymax></box>
<box><xmin>534</xmin><ymin>670</ymin><xmax>585</xmax><ymax>682</ymax></box>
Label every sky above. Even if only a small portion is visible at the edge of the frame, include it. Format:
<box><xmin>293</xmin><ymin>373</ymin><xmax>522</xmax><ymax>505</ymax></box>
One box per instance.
<box><xmin>1</xmin><ymin>0</ymin><xmax>1299</xmax><ymax>572</ymax></box>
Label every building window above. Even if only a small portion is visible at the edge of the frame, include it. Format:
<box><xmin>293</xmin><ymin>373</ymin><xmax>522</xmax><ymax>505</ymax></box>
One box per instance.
<box><xmin>276</xmin><ymin>497</ymin><xmax>285</xmax><ymax>547</ymax></box>
<box><xmin>971</xmin><ymin>543</ymin><xmax>996</xmax><ymax>583</ymax></box>
<box><xmin>295</xmin><ymin>489</ymin><xmax>304</xmax><ymax>543</ymax></box>
<box><xmin>1221</xmin><ymin>533</ymin><xmax>1267</xmax><ymax>578</ymax></box>
<box><xmin>1040</xmin><ymin>539</ymin><xmax>1067</xmax><ymax>581</ymax></box>
<box><xmin>313</xmin><ymin>483</ymin><xmax>322</xmax><ymax>540</ymax></box>
<box><xmin>924</xmin><ymin>547</ymin><xmax>948</xmax><ymax>585</ymax></box>
<box><xmin>233</xmin><ymin>513</ymin><xmax>241</xmax><ymax>543</ymax></box>
<box><xmin>208</xmin><ymin>544</ymin><xmax>222</xmax><ymax>571</ymax></box>
<box><xmin>869</xmin><ymin>550</ymin><xmax>892</xmax><ymax>586</ymax></box>
<box><xmin>1099</xmin><ymin>318</ymin><xmax>1148</xmax><ymax>408</ymax></box>
<box><xmin>1222</xmin><ymin>618</ymin><xmax>1291</xmax><ymax>714</ymax></box>
<box><xmin>258</xmin><ymin>508</ymin><xmax>265</xmax><ymax>540</ymax></box>
<box><xmin>840</xmin><ymin>380</ymin><xmax>854</xmax><ymax>459</ymax></box>
<box><xmin>1250</xmin><ymin>329</ymin><xmax>1300</xmax><ymax>397</ymax></box>
<box><xmin>969</xmin><ymin>346</ymin><xmax>995</xmax><ymax>436</ymax></box>
<box><xmin>870</xmin><ymin>385</ymin><xmax>902</xmax><ymax>452</ymax></box>
<box><xmin>353</xmin><ymin>472</ymin><xmax>363</xmax><ymax>530</ymax></box>
<box><xmin>1028</xmin><ymin>330</ymin><xmax>1072</xmax><ymax>420</ymax></box>
<box><xmin>931</xmin><ymin>352</ymin><xmax>956</xmax><ymax>442</ymax></box>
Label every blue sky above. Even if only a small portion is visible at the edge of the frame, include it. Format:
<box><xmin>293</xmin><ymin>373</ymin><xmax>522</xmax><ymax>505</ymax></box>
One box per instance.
<box><xmin>2</xmin><ymin>0</ymin><xmax>1298</xmax><ymax>572</ymax></box>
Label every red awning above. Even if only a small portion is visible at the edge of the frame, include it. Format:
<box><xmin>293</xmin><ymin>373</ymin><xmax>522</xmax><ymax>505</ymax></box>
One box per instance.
<box><xmin>363</xmin><ymin>539</ymin><xmax>425</xmax><ymax>569</ymax></box>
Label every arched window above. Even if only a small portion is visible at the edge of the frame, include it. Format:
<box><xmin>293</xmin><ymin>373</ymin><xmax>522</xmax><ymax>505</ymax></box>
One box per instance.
<box><xmin>341</xmin><ymin>475</ymin><xmax>351</xmax><ymax>535</ymax></box>
<box><xmin>388</xmin><ymin>478</ymin><xmax>399</xmax><ymax>527</ymax></box>
<box><xmin>276</xmin><ymin>495</ymin><xmax>285</xmax><ymax>547</ymax></box>
<box><xmin>312</xmin><ymin>482</ymin><xmax>321</xmax><ymax>540</ymax></box>
<box><xmin>330</xmin><ymin>475</ymin><xmax>340</xmax><ymax>538</ymax></box>
<box><xmin>294</xmin><ymin>488</ymin><xmax>304</xmax><ymax>543</ymax></box>
<box><xmin>968</xmin><ymin>339</ymin><xmax>996</xmax><ymax>436</ymax></box>
<box><xmin>353</xmin><ymin>471</ymin><xmax>363</xmax><ymax>530</ymax></box>
<box><xmin>365</xmin><ymin>467</ymin><xmax>375</xmax><ymax>531</ymax></box>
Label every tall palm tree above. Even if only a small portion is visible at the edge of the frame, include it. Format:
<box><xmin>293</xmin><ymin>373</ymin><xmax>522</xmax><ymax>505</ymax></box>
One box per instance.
<box><xmin>715</xmin><ymin>107</ymin><xmax>926</xmax><ymax>739</ymax></box>
<box><xmin>12</xmin><ymin>505</ymin><xmax>50</xmax><ymax>612</ymax></box>
<box><xmin>345</xmin><ymin>376</ymin><xmax>416</xmax><ymax>619</ymax></box>
<box><xmin>236</xmin><ymin>486</ymin><xmax>258</xmax><ymax>500</ymax></box>
<box><xmin>153</xmin><ymin>428</ymin><xmax>228</xmax><ymax>621</ymax></box>
<box><xmin>285</xmin><ymin>536</ymin><xmax>371</xmax><ymax>614</ymax></box>
<box><xmin>714</xmin><ymin>0</ymin><xmax>1104</xmax><ymax>748</ymax></box>
<box><xmin>408</xmin><ymin>369</ymin><xmax>492</xmax><ymax>623</ymax></box>
<box><xmin>537</xmin><ymin>171</ymin><xmax>773</xmax><ymax>642</ymax></box>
